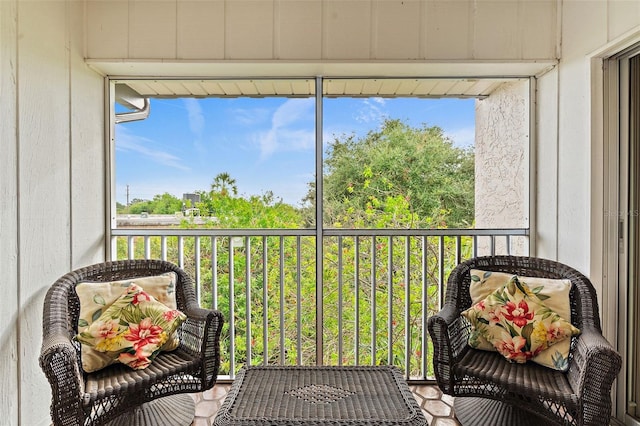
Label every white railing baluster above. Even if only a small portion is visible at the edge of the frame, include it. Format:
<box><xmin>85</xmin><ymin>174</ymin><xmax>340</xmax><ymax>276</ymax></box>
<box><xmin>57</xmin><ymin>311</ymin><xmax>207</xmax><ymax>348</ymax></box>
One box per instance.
<box><xmin>421</xmin><ymin>235</ymin><xmax>428</xmax><ymax>380</ymax></box>
<box><xmin>338</xmin><ymin>236</ymin><xmax>344</xmax><ymax>366</ymax></box>
<box><xmin>371</xmin><ymin>236</ymin><xmax>377</xmax><ymax>365</ymax></box>
<box><xmin>438</xmin><ymin>236</ymin><xmax>445</xmax><ymax>310</ymax></box>
<box><xmin>212</xmin><ymin>236</ymin><xmax>218</xmax><ymax>310</ymax></box>
<box><xmin>262</xmin><ymin>236</ymin><xmax>268</xmax><ymax>367</ymax></box>
<box><xmin>279</xmin><ymin>236</ymin><xmax>285</xmax><ymax>365</ymax></box>
<box><xmin>144</xmin><ymin>235</ymin><xmax>151</xmax><ymax>259</ymax></box>
<box><xmin>246</xmin><ymin>236</ymin><xmax>252</xmax><ymax>366</ymax></box>
<box><xmin>178</xmin><ymin>236</ymin><xmax>184</xmax><ymax>269</ymax></box>
<box><xmin>296</xmin><ymin>236</ymin><xmax>302</xmax><ymax>366</ymax></box>
<box><xmin>127</xmin><ymin>236</ymin><xmax>134</xmax><ymax>260</ymax></box>
<box><xmin>194</xmin><ymin>236</ymin><xmax>201</xmax><ymax>305</ymax></box>
<box><xmin>405</xmin><ymin>236</ymin><xmax>411</xmax><ymax>379</ymax></box>
<box><xmin>387</xmin><ymin>236</ymin><xmax>393</xmax><ymax>366</ymax></box>
<box><xmin>229</xmin><ymin>237</ymin><xmax>235</xmax><ymax>377</ymax></box>
<box><xmin>354</xmin><ymin>236</ymin><xmax>360</xmax><ymax>365</ymax></box>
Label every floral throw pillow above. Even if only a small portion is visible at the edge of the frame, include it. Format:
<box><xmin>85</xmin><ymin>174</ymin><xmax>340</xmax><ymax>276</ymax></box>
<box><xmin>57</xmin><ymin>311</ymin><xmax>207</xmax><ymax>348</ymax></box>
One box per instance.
<box><xmin>75</xmin><ymin>272</ymin><xmax>179</xmax><ymax>372</ymax></box>
<box><xmin>76</xmin><ymin>284</ymin><xmax>186</xmax><ymax>370</ymax></box>
<box><xmin>462</xmin><ymin>276</ymin><xmax>580</xmax><ymax>364</ymax></box>
<box><xmin>466</xmin><ymin>270</ymin><xmax>575</xmax><ymax>371</ymax></box>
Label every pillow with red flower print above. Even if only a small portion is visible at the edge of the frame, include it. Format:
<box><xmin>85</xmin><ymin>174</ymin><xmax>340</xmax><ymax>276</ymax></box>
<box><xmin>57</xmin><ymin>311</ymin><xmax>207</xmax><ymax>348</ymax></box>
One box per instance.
<box><xmin>75</xmin><ymin>272</ymin><xmax>180</xmax><ymax>373</ymax></box>
<box><xmin>461</xmin><ymin>276</ymin><xmax>580</xmax><ymax>364</ymax></box>
<box><xmin>466</xmin><ymin>270</ymin><xmax>576</xmax><ymax>371</ymax></box>
<box><xmin>76</xmin><ymin>283</ymin><xmax>186</xmax><ymax>370</ymax></box>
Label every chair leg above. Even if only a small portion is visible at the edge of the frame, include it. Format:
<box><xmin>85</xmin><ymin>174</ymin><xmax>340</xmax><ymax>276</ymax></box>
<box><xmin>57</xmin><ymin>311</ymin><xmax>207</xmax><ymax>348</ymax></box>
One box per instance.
<box><xmin>105</xmin><ymin>394</ymin><xmax>195</xmax><ymax>426</ymax></box>
<box><xmin>454</xmin><ymin>397</ymin><xmax>556</xmax><ymax>426</ymax></box>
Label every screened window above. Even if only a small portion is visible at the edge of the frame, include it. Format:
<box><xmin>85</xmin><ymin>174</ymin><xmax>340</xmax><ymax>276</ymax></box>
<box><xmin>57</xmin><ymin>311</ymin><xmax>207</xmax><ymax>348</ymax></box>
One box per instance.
<box><xmin>111</xmin><ymin>77</ymin><xmax>530</xmax><ymax>233</ymax></box>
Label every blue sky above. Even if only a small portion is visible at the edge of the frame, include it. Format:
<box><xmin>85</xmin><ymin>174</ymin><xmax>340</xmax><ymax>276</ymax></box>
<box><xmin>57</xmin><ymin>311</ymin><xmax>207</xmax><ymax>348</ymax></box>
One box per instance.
<box><xmin>115</xmin><ymin>96</ymin><xmax>475</xmax><ymax>207</ymax></box>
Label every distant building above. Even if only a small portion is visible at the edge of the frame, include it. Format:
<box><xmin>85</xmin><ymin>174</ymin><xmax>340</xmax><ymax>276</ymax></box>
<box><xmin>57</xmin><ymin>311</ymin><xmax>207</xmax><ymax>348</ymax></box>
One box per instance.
<box><xmin>183</xmin><ymin>193</ymin><xmax>201</xmax><ymax>207</ymax></box>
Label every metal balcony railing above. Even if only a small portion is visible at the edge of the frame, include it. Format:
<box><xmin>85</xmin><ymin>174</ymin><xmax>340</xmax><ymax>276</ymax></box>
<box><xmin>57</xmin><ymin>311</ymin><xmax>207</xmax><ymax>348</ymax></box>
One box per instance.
<box><xmin>111</xmin><ymin>227</ymin><xmax>529</xmax><ymax>382</ymax></box>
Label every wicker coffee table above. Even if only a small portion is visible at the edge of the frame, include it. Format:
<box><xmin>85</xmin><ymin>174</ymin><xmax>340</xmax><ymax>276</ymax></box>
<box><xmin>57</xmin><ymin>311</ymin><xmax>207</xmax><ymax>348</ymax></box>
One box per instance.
<box><xmin>213</xmin><ymin>365</ymin><xmax>428</xmax><ymax>425</ymax></box>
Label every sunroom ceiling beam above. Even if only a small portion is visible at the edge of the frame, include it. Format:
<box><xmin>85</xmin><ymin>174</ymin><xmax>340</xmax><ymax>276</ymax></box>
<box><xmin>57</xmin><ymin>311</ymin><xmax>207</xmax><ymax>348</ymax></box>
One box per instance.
<box><xmin>113</xmin><ymin>77</ymin><xmax>522</xmax><ymax>99</ymax></box>
<box><xmin>94</xmin><ymin>60</ymin><xmax>555</xmax><ymax>98</ymax></box>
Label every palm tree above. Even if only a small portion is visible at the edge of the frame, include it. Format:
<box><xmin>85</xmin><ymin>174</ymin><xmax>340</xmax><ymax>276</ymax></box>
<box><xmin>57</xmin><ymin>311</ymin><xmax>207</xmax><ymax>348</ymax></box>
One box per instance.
<box><xmin>211</xmin><ymin>172</ymin><xmax>238</xmax><ymax>197</ymax></box>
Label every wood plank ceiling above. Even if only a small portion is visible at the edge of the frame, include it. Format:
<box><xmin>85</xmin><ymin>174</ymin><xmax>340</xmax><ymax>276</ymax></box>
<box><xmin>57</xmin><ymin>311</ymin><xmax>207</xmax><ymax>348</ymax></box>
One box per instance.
<box><xmin>117</xmin><ymin>78</ymin><xmax>518</xmax><ymax>100</ymax></box>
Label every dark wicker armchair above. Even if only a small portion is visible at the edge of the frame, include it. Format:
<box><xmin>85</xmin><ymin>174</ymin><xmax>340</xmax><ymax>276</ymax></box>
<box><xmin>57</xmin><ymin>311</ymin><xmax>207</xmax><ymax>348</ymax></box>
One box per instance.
<box><xmin>427</xmin><ymin>256</ymin><xmax>621</xmax><ymax>426</ymax></box>
<box><xmin>39</xmin><ymin>259</ymin><xmax>224</xmax><ymax>426</ymax></box>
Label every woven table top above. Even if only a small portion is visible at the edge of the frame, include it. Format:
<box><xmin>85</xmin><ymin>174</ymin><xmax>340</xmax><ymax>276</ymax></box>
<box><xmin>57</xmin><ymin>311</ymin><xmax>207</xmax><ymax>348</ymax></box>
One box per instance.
<box><xmin>213</xmin><ymin>365</ymin><xmax>428</xmax><ymax>425</ymax></box>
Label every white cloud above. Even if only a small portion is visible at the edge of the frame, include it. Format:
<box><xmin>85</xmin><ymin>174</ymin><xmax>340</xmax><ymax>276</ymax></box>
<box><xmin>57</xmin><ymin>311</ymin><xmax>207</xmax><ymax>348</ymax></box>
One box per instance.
<box><xmin>354</xmin><ymin>97</ymin><xmax>388</xmax><ymax>124</ymax></box>
<box><xmin>232</xmin><ymin>107</ymin><xmax>271</xmax><ymax>126</ymax></box>
<box><xmin>183</xmin><ymin>98</ymin><xmax>204</xmax><ymax>135</ymax></box>
<box><xmin>255</xmin><ymin>98</ymin><xmax>315</xmax><ymax>159</ymax></box>
<box><xmin>242</xmin><ymin>171</ymin><xmax>315</xmax><ymax>206</ymax></box>
<box><xmin>182</xmin><ymin>98</ymin><xmax>207</xmax><ymax>154</ymax></box>
<box><xmin>257</xmin><ymin>128</ymin><xmax>278</xmax><ymax>158</ymax></box>
<box><xmin>445</xmin><ymin>126</ymin><xmax>475</xmax><ymax>148</ymax></box>
<box><xmin>116</xmin><ymin>127</ymin><xmax>190</xmax><ymax>171</ymax></box>
<box><xmin>272</xmin><ymin>98</ymin><xmax>314</xmax><ymax>127</ymax></box>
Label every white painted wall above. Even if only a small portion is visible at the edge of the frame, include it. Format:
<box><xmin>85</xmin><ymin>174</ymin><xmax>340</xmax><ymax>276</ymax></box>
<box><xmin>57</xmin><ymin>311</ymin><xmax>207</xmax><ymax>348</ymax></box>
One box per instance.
<box><xmin>535</xmin><ymin>67</ymin><xmax>560</xmax><ymax>261</ymax></box>
<box><xmin>0</xmin><ymin>1</ymin><xmax>105</xmax><ymax>425</ymax></box>
<box><xmin>86</xmin><ymin>0</ymin><xmax>559</xmax><ymax>62</ymax></box>
<box><xmin>541</xmin><ymin>4</ymin><xmax>640</xmax><ymax>420</ymax></box>
<box><xmin>1</xmin><ymin>0</ymin><xmax>19</xmax><ymax>424</ymax></box>
<box><xmin>537</xmin><ymin>2</ymin><xmax>640</xmax><ymax>336</ymax></box>
<box><xmin>539</xmin><ymin>1</ymin><xmax>640</xmax><ymax>272</ymax></box>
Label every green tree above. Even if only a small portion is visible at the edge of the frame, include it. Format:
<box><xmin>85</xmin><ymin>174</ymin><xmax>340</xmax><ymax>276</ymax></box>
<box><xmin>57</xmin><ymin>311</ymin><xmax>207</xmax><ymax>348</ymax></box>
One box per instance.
<box><xmin>126</xmin><ymin>192</ymin><xmax>182</xmax><ymax>214</ymax></box>
<box><xmin>150</xmin><ymin>192</ymin><xmax>183</xmax><ymax>214</ymax></box>
<box><xmin>322</xmin><ymin>119</ymin><xmax>474</xmax><ymax>228</ymax></box>
<box><xmin>127</xmin><ymin>199</ymin><xmax>153</xmax><ymax>214</ymax></box>
<box><xmin>211</xmin><ymin>172</ymin><xmax>238</xmax><ymax>197</ymax></box>
<box><xmin>197</xmin><ymin>191</ymin><xmax>300</xmax><ymax>229</ymax></box>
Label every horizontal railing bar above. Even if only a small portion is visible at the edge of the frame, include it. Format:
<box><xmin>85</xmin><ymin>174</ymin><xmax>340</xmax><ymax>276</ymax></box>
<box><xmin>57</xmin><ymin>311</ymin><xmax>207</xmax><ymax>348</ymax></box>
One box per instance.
<box><xmin>322</xmin><ymin>228</ymin><xmax>529</xmax><ymax>237</ymax></box>
<box><xmin>112</xmin><ymin>227</ymin><xmax>528</xmax><ymax>237</ymax></box>
<box><xmin>113</xmin><ymin>228</ymin><xmax>317</xmax><ymax>237</ymax></box>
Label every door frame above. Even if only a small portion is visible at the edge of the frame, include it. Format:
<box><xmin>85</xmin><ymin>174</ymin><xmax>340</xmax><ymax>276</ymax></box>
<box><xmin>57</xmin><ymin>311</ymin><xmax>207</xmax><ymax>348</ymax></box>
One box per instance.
<box><xmin>594</xmin><ymin>33</ymin><xmax>640</xmax><ymax>425</ymax></box>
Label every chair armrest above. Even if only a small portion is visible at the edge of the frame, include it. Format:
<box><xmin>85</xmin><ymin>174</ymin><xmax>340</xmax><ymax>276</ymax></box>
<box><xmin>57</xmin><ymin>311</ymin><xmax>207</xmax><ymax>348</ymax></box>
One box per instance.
<box><xmin>567</xmin><ymin>328</ymin><xmax>622</xmax><ymax>426</ymax></box>
<box><xmin>180</xmin><ymin>306</ymin><xmax>224</xmax><ymax>353</ymax></box>
<box><xmin>183</xmin><ymin>304</ymin><xmax>220</xmax><ymax>322</ymax></box>
<box><xmin>427</xmin><ymin>304</ymin><xmax>470</xmax><ymax>394</ymax></box>
<box><xmin>39</xmin><ymin>334</ymin><xmax>85</xmax><ymax>426</ymax></box>
<box><xmin>180</xmin><ymin>306</ymin><xmax>224</xmax><ymax>387</ymax></box>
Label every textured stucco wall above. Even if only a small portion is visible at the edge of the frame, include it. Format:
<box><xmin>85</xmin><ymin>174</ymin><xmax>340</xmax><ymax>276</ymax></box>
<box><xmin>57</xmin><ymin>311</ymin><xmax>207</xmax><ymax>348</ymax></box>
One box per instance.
<box><xmin>475</xmin><ymin>81</ymin><xmax>529</xmax><ymax>255</ymax></box>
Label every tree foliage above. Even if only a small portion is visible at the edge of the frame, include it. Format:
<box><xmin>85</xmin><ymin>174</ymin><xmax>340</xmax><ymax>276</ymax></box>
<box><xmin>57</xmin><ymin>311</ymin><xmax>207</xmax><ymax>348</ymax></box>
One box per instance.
<box><xmin>211</xmin><ymin>172</ymin><xmax>238</xmax><ymax>197</ymax></box>
<box><xmin>322</xmin><ymin>119</ymin><xmax>474</xmax><ymax>228</ymax></box>
<box><xmin>197</xmin><ymin>185</ymin><xmax>299</xmax><ymax>228</ymax></box>
<box><xmin>122</xmin><ymin>192</ymin><xmax>184</xmax><ymax>214</ymax></box>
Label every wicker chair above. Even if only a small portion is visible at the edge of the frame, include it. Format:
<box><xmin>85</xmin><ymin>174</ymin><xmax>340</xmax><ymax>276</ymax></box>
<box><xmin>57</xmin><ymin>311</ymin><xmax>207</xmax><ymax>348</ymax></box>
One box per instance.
<box><xmin>427</xmin><ymin>255</ymin><xmax>621</xmax><ymax>426</ymax></box>
<box><xmin>39</xmin><ymin>259</ymin><xmax>224</xmax><ymax>426</ymax></box>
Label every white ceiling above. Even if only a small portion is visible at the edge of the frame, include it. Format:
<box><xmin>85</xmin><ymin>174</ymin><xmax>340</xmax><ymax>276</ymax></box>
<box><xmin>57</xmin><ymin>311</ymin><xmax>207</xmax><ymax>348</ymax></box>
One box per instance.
<box><xmin>90</xmin><ymin>59</ymin><xmax>557</xmax><ymax>80</ymax></box>
<box><xmin>101</xmin><ymin>59</ymin><xmax>555</xmax><ymax>100</ymax></box>
<box><xmin>116</xmin><ymin>77</ymin><xmax>525</xmax><ymax>100</ymax></box>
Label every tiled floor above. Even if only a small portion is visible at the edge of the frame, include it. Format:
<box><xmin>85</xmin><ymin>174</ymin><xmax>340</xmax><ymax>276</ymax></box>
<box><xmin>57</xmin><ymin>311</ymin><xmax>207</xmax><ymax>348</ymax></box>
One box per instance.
<box><xmin>190</xmin><ymin>383</ymin><xmax>461</xmax><ymax>425</ymax></box>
